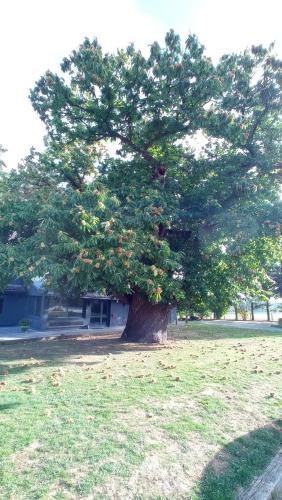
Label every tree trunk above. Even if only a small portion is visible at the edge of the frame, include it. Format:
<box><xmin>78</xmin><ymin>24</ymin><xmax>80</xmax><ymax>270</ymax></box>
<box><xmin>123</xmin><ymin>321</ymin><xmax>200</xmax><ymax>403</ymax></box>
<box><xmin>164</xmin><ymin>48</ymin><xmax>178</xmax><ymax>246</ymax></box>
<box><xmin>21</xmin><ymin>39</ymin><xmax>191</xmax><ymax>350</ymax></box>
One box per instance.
<box><xmin>266</xmin><ymin>301</ymin><xmax>270</xmax><ymax>322</ymax></box>
<box><xmin>121</xmin><ymin>292</ymin><xmax>170</xmax><ymax>343</ymax></box>
<box><xmin>251</xmin><ymin>302</ymin><xmax>254</xmax><ymax>321</ymax></box>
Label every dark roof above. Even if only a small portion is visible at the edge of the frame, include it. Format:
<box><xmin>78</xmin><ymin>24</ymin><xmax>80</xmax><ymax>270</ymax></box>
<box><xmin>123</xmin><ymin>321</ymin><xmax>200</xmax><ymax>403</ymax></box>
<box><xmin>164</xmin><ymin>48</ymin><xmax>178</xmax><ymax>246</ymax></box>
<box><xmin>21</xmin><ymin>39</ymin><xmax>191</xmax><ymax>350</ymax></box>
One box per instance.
<box><xmin>4</xmin><ymin>278</ymin><xmax>44</xmax><ymax>296</ymax></box>
<box><xmin>5</xmin><ymin>278</ymin><xmax>26</xmax><ymax>294</ymax></box>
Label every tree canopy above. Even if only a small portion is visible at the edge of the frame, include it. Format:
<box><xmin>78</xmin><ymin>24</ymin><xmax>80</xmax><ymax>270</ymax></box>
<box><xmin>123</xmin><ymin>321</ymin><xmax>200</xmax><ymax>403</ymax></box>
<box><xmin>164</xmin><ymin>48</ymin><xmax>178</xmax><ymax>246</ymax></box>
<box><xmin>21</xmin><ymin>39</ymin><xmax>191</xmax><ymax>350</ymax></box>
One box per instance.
<box><xmin>0</xmin><ymin>31</ymin><xmax>281</xmax><ymax>341</ymax></box>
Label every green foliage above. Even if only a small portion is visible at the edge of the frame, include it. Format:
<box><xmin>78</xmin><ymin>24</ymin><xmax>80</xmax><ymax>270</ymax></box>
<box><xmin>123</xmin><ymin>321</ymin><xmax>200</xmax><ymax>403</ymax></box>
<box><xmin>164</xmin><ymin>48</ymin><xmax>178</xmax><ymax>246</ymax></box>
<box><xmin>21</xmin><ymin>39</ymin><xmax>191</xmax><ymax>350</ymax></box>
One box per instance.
<box><xmin>0</xmin><ymin>32</ymin><xmax>281</xmax><ymax>308</ymax></box>
<box><xmin>18</xmin><ymin>318</ymin><xmax>31</xmax><ymax>331</ymax></box>
<box><xmin>0</xmin><ymin>145</ymin><xmax>6</xmax><ymax>169</ymax></box>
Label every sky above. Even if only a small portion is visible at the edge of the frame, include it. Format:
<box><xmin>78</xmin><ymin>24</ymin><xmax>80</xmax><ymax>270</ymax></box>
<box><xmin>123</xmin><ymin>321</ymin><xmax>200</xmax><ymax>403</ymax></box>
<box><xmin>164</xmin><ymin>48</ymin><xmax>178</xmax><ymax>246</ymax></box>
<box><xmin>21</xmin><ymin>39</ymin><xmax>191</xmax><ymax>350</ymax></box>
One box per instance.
<box><xmin>0</xmin><ymin>0</ymin><xmax>281</xmax><ymax>169</ymax></box>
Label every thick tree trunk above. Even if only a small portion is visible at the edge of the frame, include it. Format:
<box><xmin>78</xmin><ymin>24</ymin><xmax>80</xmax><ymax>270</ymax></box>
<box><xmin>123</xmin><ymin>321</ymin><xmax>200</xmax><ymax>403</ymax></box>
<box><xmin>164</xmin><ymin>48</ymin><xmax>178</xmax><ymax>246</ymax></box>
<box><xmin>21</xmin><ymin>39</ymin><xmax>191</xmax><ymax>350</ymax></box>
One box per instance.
<box><xmin>121</xmin><ymin>292</ymin><xmax>170</xmax><ymax>343</ymax></box>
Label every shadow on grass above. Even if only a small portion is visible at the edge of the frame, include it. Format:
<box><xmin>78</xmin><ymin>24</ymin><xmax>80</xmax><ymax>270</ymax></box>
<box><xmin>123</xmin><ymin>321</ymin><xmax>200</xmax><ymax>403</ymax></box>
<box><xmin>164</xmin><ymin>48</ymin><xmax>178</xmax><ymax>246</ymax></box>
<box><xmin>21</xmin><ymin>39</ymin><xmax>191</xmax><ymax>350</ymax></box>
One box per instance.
<box><xmin>0</xmin><ymin>325</ymin><xmax>281</xmax><ymax>376</ymax></box>
<box><xmin>197</xmin><ymin>419</ymin><xmax>282</xmax><ymax>500</ymax></box>
<box><xmin>0</xmin><ymin>402</ymin><xmax>21</xmax><ymax>412</ymax></box>
<box><xmin>0</xmin><ymin>330</ymin><xmax>165</xmax><ymax>373</ymax></box>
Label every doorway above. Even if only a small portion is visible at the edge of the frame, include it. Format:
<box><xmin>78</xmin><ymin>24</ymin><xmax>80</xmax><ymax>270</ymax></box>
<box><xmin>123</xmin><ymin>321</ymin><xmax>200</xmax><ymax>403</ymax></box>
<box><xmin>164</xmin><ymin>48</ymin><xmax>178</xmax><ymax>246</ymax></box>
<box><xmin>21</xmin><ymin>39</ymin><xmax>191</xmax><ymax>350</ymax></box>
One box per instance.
<box><xmin>90</xmin><ymin>299</ymin><xmax>110</xmax><ymax>327</ymax></box>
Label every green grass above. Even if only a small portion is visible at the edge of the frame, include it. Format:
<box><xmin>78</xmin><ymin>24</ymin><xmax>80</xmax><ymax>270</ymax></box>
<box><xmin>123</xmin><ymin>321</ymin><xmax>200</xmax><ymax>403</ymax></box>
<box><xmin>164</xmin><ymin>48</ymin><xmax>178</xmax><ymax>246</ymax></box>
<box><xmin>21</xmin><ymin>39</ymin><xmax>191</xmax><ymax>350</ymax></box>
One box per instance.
<box><xmin>0</xmin><ymin>323</ymin><xmax>281</xmax><ymax>499</ymax></box>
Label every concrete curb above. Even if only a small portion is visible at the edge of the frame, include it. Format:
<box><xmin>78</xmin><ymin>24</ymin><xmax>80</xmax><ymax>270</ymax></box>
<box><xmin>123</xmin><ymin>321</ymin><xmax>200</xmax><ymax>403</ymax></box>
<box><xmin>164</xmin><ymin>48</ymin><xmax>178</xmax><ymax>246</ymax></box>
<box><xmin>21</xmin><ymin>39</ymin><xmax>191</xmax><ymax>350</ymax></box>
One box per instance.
<box><xmin>237</xmin><ymin>448</ymin><xmax>282</xmax><ymax>499</ymax></box>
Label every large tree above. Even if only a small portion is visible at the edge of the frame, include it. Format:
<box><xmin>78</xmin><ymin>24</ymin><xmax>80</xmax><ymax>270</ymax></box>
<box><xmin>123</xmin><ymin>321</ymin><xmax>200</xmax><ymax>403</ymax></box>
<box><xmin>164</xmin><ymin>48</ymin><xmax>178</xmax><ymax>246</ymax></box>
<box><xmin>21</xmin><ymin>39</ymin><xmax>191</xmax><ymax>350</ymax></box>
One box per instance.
<box><xmin>1</xmin><ymin>32</ymin><xmax>281</xmax><ymax>342</ymax></box>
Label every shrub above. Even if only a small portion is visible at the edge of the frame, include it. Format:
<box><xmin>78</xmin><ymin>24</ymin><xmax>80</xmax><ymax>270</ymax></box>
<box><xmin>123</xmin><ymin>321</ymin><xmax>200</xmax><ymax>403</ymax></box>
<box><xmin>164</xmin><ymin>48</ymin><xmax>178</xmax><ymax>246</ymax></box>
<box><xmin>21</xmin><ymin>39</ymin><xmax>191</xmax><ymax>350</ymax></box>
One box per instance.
<box><xmin>18</xmin><ymin>318</ymin><xmax>31</xmax><ymax>332</ymax></box>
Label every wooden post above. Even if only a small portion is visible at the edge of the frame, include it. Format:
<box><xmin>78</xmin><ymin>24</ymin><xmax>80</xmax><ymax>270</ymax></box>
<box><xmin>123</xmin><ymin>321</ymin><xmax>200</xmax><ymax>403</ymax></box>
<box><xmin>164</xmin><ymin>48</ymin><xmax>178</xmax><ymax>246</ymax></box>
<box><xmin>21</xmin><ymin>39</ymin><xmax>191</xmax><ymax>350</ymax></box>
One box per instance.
<box><xmin>251</xmin><ymin>302</ymin><xmax>254</xmax><ymax>321</ymax></box>
<box><xmin>266</xmin><ymin>301</ymin><xmax>270</xmax><ymax>322</ymax></box>
<box><xmin>234</xmin><ymin>304</ymin><xmax>238</xmax><ymax>321</ymax></box>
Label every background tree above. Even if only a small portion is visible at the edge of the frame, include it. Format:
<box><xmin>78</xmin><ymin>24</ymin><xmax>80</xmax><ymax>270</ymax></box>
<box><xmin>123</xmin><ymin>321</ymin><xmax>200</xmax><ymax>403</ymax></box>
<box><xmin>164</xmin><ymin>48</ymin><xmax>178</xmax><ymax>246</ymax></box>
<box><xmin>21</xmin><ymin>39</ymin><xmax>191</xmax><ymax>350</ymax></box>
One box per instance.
<box><xmin>0</xmin><ymin>146</ymin><xmax>6</xmax><ymax>168</ymax></box>
<box><xmin>1</xmin><ymin>32</ymin><xmax>281</xmax><ymax>342</ymax></box>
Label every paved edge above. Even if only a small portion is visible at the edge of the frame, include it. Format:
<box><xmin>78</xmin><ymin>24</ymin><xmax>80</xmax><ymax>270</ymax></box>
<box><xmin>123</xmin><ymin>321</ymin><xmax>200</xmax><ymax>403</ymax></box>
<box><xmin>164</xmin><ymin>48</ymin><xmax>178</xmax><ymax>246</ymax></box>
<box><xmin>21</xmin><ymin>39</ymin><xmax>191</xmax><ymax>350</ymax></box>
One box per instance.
<box><xmin>0</xmin><ymin>328</ymin><xmax>123</xmax><ymax>345</ymax></box>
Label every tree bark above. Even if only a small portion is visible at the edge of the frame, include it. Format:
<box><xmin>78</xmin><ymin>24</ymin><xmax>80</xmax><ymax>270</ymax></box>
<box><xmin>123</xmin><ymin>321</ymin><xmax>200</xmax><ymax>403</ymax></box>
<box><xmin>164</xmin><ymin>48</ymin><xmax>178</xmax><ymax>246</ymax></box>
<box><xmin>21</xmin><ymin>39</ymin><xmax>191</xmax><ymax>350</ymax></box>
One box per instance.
<box><xmin>266</xmin><ymin>301</ymin><xmax>270</xmax><ymax>322</ymax></box>
<box><xmin>251</xmin><ymin>302</ymin><xmax>254</xmax><ymax>321</ymax></box>
<box><xmin>121</xmin><ymin>292</ymin><xmax>170</xmax><ymax>343</ymax></box>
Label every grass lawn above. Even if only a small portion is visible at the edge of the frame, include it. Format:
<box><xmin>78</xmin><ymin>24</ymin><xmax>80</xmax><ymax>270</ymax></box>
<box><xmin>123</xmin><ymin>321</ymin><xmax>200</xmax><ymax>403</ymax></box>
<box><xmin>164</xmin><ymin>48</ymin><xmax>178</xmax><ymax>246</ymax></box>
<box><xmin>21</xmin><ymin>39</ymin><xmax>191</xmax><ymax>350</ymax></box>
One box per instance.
<box><xmin>0</xmin><ymin>323</ymin><xmax>281</xmax><ymax>499</ymax></box>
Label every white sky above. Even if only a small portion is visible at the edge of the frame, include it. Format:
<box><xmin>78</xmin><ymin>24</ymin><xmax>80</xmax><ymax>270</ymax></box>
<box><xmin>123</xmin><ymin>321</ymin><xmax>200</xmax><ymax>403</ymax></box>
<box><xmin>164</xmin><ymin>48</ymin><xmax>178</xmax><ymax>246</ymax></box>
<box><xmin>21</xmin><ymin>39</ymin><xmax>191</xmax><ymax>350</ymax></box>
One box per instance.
<box><xmin>0</xmin><ymin>0</ymin><xmax>281</xmax><ymax>169</ymax></box>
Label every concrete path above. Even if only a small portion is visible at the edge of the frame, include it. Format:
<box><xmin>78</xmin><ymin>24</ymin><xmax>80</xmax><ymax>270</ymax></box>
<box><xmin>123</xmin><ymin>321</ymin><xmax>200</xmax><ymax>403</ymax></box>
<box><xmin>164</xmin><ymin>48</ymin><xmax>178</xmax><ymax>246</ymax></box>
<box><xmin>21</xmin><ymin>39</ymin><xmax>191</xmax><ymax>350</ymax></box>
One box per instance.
<box><xmin>0</xmin><ymin>326</ymin><xmax>123</xmax><ymax>342</ymax></box>
<box><xmin>199</xmin><ymin>320</ymin><xmax>281</xmax><ymax>331</ymax></box>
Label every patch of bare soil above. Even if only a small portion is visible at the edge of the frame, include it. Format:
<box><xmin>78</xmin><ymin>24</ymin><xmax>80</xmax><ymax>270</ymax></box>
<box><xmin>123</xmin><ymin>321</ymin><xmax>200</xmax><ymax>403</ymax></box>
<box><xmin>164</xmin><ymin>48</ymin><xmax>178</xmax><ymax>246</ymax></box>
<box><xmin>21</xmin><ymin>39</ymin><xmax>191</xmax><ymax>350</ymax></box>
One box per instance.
<box><xmin>211</xmin><ymin>449</ymin><xmax>232</xmax><ymax>474</ymax></box>
<box><xmin>143</xmin><ymin>394</ymin><xmax>200</xmax><ymax>418</ymax></box>
<box><xmin>90</xmin><ymin>416</ymin><xmax>218</xmax><ymax>500</ymax></box>
<box><xmin>48</xmin><ymin>480</ymin><xmax>78</xmax><ymax>499</ymax></box>
<box><xmin>11</xmin><ymin>441</ymin><xmax>41</xmax><ymax>471</ymax></box>
<box><xmin>221</xmin><ymin>383</ymin><xmax>279</xmax><ymax>439</ymax></box>
<box><xmin>89</xmin><ymin>385</ymin><xmax>280</xmax><ymax>499</ymax></box>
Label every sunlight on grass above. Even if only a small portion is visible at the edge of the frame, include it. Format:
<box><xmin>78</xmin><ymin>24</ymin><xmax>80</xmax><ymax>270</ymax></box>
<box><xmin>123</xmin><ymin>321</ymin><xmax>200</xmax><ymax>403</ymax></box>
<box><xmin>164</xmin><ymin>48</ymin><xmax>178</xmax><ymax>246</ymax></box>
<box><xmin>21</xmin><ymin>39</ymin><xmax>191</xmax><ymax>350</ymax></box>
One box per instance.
<box><xmin>0</xmin><ymin>324</ymin><xmax>281</xmax><ymax>499</ymax></box>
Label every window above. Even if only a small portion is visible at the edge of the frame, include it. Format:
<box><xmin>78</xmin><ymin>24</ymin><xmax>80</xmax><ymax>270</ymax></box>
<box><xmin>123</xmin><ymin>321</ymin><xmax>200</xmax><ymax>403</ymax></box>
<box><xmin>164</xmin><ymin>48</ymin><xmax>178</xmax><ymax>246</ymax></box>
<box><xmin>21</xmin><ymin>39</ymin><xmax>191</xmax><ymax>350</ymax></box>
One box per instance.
<box><xmin>90</xmin><ymin>300</ymin><xmax>110</xmax><ymax>326</ymax></box>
